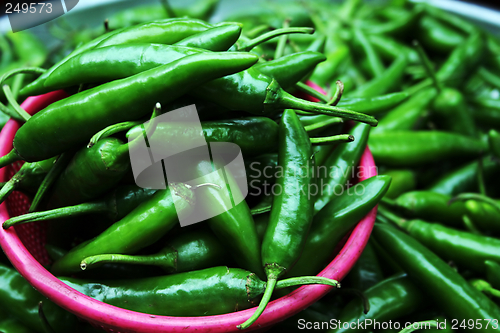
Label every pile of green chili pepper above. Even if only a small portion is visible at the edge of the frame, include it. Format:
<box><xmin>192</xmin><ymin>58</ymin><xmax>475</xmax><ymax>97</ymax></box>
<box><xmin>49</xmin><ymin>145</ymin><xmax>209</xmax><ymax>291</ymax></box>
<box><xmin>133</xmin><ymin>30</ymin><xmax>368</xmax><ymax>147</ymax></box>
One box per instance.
<box><xmin>1</xmin><ymin>0</ymin><xmax>500</xmax><ymax>332</ymax></box>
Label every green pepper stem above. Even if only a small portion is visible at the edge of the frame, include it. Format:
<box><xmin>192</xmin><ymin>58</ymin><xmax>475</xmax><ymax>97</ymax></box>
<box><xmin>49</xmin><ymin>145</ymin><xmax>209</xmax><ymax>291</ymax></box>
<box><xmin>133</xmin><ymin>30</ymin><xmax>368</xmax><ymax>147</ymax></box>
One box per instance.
<box><xmin>470</xmin><ymin>278</ymin><xmax>500</xmax><ymax>298</ymax></box>
<box><xmin>275</xmin><ymin>276</ymin><xmax>340</xmax><ymax>289</ymax></box>
<box><xmin>0</xmin><ymin>164</ymin><xmax>25</xmax><ymax>206</ymax></box>
<box><xmin>3</xmin><ymin>85</ymin><xmax>30</xmax><ymax>122</ymax></box>
<box><xmin>377</xmin><ymin>205</ymin><xmax>408</xmax><ymax>229</ymax></box>
<box><xmin>396</xmin><ymin>320</ymin><xmax>438</xmax><ymax>333</ymax></box>
<box><xmin>304</xmin><ymin>117</ymin><xmax>343</xmax><ymax>133</ymax></box>
<box><xmin>413</xmin><ymin>40</ymin><xmax>443</xmax><ymax>93</ymax></box>
<box><xmin>250</xmin><ymin>195</ymin><xmax>272</xmax><ymax>215</ymax></box>
<box><xmin>88</xmin><ymin>120</ymin><xmax>143</xmax><ymax>148</ymax></box>
<box><xmin>80</xmin><ymin>249</ymin><xmax>177</xmax><ymax>272</ymax></box>
<box><xmin>30</xmin><ymin>151</ymin><xmax>73</xmax><ymax>212</ymax></box>
<box><xmin>462</xmin><ymin>215</ymin><xmax>483</xmax><ymax>235</ymax></box>
<box><xmin>237</xmin><ymin>27</ymin><xmax>315</xmax><ymax>52</ymax></box>
<box><xmin>280</xmin><ymin>92</ymin><xmax>378</xmax><ymax>126</ymax></box>
<box><xmin>274</xmin><ymin>19</ymin><xmax>290</xmax><ymax>60</ymax></box>
<box><xmin>328</xmin><ymin>81</ymin><xmax>344</xmax><ymax>106</ymax></box>
<box><xmin>310</xmin><ymin>134</ymin><xmax>354</xmax><ymax>145</ymax></box>
<box><xmin>477</xmin><ymin>158</ymin><xmax>487</xmax><ymax>196</ymax></box>
<box><xmin>448</xmin><ymin>193</ymin><xmax>500</xmax><ymax>213</ymax></box>
<box><xmin>0</xmin><ymin>149</ymin><xmax>22</xmax><ymax>169</ymax></box>
<box><xmin>237</xmin><ymin>278</ymin><xmax>277</xmax><ymax>330</ymax></box>
<box><xmin>3</xmin><ymin>201</ymin><xmax>108</xmax><ymax>229</ymax></box>
<box><xmin>295</xmin><ymin>82</ymin><xmax>329</xmax><ymax>103</ymax></box>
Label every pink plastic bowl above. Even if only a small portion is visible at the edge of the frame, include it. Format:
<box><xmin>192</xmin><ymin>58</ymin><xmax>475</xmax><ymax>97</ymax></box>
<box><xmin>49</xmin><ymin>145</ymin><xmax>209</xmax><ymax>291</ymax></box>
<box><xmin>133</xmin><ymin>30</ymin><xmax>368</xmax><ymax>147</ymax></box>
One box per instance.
<box><xmin>0</xmin><ymin>89</ymin><xmax>378</xmax><ymax>333</ymax></box>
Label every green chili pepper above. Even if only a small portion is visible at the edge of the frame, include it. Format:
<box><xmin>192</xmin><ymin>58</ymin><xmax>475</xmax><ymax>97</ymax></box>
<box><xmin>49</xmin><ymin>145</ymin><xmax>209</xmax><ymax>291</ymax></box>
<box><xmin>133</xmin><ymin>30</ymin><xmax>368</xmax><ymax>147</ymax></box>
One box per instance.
<box><xmin>348</xmin><ymin>53</ymin><xmax>408</xmax><ymax>98</ymax></box>
<box><xmin>185</xmin><ymin>159</ymin><xmax>264</xmax><ymax>279</ymax></box>
<box><xmin>408</xmin><ymin>32</ymin><xmax>485</xmax><ymax>94</ymax></box>
<box><xmin>309</xmin><ymin>44</ymin><xmax>350</xmax><ymax>89</ymax></box>
<box><xmin>174</xmin><ymin>24</ymin><xmax>242</xmax><ymax>51</ymax></box>
<box><xmin>386</xmin><ymin>190</ymin><xmax>467</xmax><ymax>227</ymax></box>
<box><xmin>0</xmin><ymin>263</ymin><xmax>78</xmax><ymax>332</ymax></box>
<box><xmin>50</xmin><ymin>182</ymin><xmax>199</xmax><ymax>276</ymax></box>
<box><xmin>485</xmin><ymin>260</ymin><xmax>500</xmax><ymax>290</ymax></box>
<box><xmin>326</xmin><ymin>274</ymin><xmax>424</xmax><ymax>333</ymax></box>
<box><xmin>414</xmin><ymin>41</ymin><xmax>477</xmax><ymax>137</ymax></box>
<box><xmin>288</xmin><ymin>175</ymin><xmax>391</xmax><ymax>278</ymax></box>
<box><xmin>254</xmin><ymin>51</ymin><xmax>326</xmax><ymax>89</ymax></box>
<box><xmin>3</xmin><ymin>185</ymin><xmax>156</xmax><ymax>228</ymax></box>
<box><xmin>190</xmin><ymin>67</ymin><xmax>377</xmax><ymax>125</ymax></box>
<box><xmin>20</xmin><ymin>17</ymin><xmax>214</xmax><ymax>97</ymax></box>
<box><xmin>0</xmin><ymin>52</ymin><xmax>259</xmax><ymax>167</ymax></box>
<box><xmin>368</xmin><ymin>131</ymin><xmax>488</xmax><ymax>167</ymax></box>
<box><xmin>314</xmin><ymin>123</ymin><xmax>371</xmax><ymax>214</ymax></box>
<box><xmin>42</xmin><ymin>137</ymin><xmax>130</xmax><ymax>209</ymax></box>
<box><xmin>126</xmin><ymin>117</ymin><xmax>278</xmax><ymax>158</ymax></box>
<box><xmin>416</xmin><ymin>16</ymin><xmax>464</xmax><ymax>54</ymax></box>
<box><xmin>427</xmin><ymin>157</ymin><xmax>500</xmax><ymax>196</ymax></box>
<box><xmin>371</xmin><ymin>87</ymin><xmax>436</xmax><ymax>134</ymax></box>
<box><xmin>0</xmin><ymin>158</ymin><xmax>55</xmax><ymax>203</ymax></box>
<box><xmin>367</xmin><ymin>34</ymin><xmax>419</xmax><ymax>64</ymax></box>
<box><xmin>391</xmin><ymin>216</ymin><xmax>500</xmax><ymax>273</ymax></box>
<box><xmin>42</xmin><ymin>44</ymin><xmax>222</xmax><ymax>93</ymax></box>
<box><xmin>337</xmin><ymin>92</ymin><xmax>409</xmax><ymax>115</ymax></box>
<box><xmin>344</xmin><ymin>240</ymin><xmax>384</xmax><ymax>292</ymax></box>
<box><xmin>463</xmin><ymin>199</ymin><xmax>500</xmax><ymax>234</ymax></box>
<box><xmin>381</xmin><ymin>169</ymin><xmax>417</xmax><ymax>199</ymax></box>
<box><xmin>239</xmin><ymin>109</ymin><xmax>333</xmax><ymax>329</ymax></box>
<box><xmin>352</xmin><ymin>28</ymin><xmax>385</xmax><ymax>78</ymax></box>
<box><xmin>80</xmin><ymin>229</ymin><xmax>228</xmax><ymax>273</ymax></box>
<box><xmin>372</xmin><ymin>223</ymin><xmax>500</xmax><ymax>330</ymax></box>
<box><xmin>62</xmin><ymin>266</ymin><xmax>336</xmax><ymax>317</ymax></box>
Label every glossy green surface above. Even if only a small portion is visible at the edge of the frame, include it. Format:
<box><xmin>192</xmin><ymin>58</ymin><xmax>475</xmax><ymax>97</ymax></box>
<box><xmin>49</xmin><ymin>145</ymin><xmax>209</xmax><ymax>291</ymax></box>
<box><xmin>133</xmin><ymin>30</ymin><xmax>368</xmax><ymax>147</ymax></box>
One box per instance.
<box><xmin>327</xmin><ymin>274</ymin><xmax>424</xmax><ymax>333</ymax></box>
<box><xmin>288</xmin><ymin>175</ymin><xmax>391</xmax><ymax>277</ymax></box>
<box><xmin>47</xmin><ymin>138</ymin><xmax>130</xmax><ymax>208</ymax></box>
<box><xmin>393</xmin><ymin>191</ymin><xmax>467</xmax><ymax>227</ymax></box>
<box><xmin>0</xmin><ymin>264</ymin><xmax>78</xmax><ymax>332</ymax></box>
<box><xmin>140</xmin><ymin>117</ymin><xmax>279</xmax><ymax>157</ymax></box>
<box><xmin>44</xmin><ymin>44</ymin><xmax>202</xmax><ymax>91</ymax></box>
<box><xmin>254</xmin><ymin>51</ymin><xmax>326</xmax><ymax>89</ymax></box>
<box><xmin>61</xmin><ymin>266</ymin><xmax>264</xmax><ymax>316</ymax></box>
<box><xmin>337</xmin><ymin>92</ymin><xmax>409</xmax><ymax>115</ymax></box>
<box><xmin>14</xmin><ymin>52</ymin><xmax>258</xmax><ymax>162</ymax></box>
<box><xmin>191</xmin><ymin>159</ymin><xmax>264</xmax><ymax>279</ymax></box>
<box><xmin>262</xmin><ymin>109</ymin><xmax>314</xmax><ymax>278</ymax></box>
<box><xmin>51</xmin><ymin>184</ymin><xmax>194</xmax><ymax>276</ymax></box>
<box><xmin>381</xmin><ymin>169</ymin><xmax>417</xmax><ymax>199</ymax></box>
<box><xmin>371</xmin><ymin>87</ymin><xmax>436</xmax><ymax>134</ymax></box>
<box><xmin>402</xmin><ymin>219</ymin><xmax>500</xmax><ymax>273</ymax></box>
<box><xmin>427</xmin><ymin>156</ymin><xmax>500</xmax><ymax>196</ymax></box>
<box><xmin>486</xmin><ymin>260</ymin><xmax>500</xmax><ymax>289</ymax></box>
<box><xmin>416</xmin><ymin>15</ymin><xmax>464</xmax><ymax>54</ymax></box>
<box><xmin>465</xmin><ymin>199</ymin><xmax>500</xmax><ymax>234</ymax></box>
<box><xmin>372</xmin><ymin>223</ymin><xmax>500</xmax><ymax>330</ymax></box>
<box><xmin>432</xmin><ymin>88</ymin><xmax>476</xmax><ymax>137</ymax></box>
<box><xmin>369</xmin><ymin>131</ymin><xmax>488</xmax><ymax>167</ymax></box>
<box><xmin>314</xmin><ymin>123</ymin><xmax>371</xmax><ymax>214</ymax></box>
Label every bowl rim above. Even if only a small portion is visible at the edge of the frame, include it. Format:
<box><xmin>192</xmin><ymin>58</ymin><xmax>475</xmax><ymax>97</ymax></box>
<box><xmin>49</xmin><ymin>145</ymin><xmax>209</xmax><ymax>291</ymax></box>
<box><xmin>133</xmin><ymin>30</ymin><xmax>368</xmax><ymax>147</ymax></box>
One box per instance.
<box><xmin>0</xmin><ymin>90</ymin><xmax>377</xmax><ymax>333</ymax></box>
